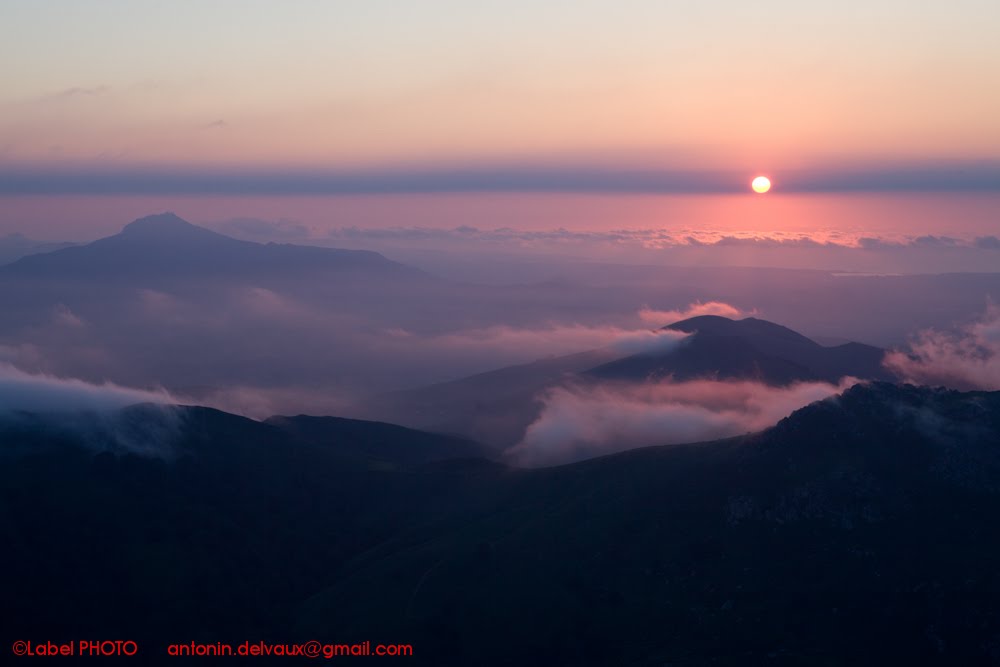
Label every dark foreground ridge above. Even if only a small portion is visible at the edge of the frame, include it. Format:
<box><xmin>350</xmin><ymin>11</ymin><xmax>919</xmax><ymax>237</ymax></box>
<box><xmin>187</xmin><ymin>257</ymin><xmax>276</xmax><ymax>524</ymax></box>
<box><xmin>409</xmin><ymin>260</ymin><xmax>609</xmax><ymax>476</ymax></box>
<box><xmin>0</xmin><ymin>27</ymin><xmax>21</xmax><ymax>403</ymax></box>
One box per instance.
<box><xmin>3</xmin><ymin>382</ymin><xmax>1000</xmax><ymax>665</ymax></box>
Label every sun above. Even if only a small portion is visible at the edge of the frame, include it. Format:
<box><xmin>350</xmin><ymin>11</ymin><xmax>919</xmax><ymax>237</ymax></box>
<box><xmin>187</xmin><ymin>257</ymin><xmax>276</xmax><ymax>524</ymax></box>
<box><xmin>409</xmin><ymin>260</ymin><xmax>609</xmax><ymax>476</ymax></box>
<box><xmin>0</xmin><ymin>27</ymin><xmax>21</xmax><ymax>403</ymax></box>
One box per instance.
<box><xmin>751</xmin><ymin>176</ymin><xmax>771</xmax><ymax>194</ymax></box>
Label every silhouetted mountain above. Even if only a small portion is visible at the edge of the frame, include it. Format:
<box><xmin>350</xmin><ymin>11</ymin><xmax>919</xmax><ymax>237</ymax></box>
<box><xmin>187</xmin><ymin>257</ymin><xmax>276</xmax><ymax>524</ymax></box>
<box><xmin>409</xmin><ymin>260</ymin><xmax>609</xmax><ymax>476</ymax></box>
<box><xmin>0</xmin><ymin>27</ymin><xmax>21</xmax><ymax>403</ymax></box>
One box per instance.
<box><xmin>0</xmin><ymin>233</ymin><xmax>76</xmax><ymax>265</ymax></box>
<box><xmin>0</xmin><ymin>401</ymin><xmax>479</xmax><ymax>466</ymax></box>
<box><xmin>264</xmin><ymin>414</ymin><xmax>488</xmax><ymax>464</ymax></box>
<box><xmin>0</xmin><ymin>212</ymin><xmax>427</xmax><ymax>282</ymax></box>
<box><xmin>299</xmin><ymin>382</ymin><xmax>1000</xmax><ymax>665</ymax></box>
<box><xmin>589</xmin><ymin>315</ymin><xmax>894</xmax><ymax>384</ymax></box>
<box><xmin>0</xmin><ymin>401</ymin><xmax>489</xmax><ymax>653</ymax></box>
<box><xmin>4</xmin><ymin>383</ymin><xmax>1000</xmax><ymax>664</ymax></box>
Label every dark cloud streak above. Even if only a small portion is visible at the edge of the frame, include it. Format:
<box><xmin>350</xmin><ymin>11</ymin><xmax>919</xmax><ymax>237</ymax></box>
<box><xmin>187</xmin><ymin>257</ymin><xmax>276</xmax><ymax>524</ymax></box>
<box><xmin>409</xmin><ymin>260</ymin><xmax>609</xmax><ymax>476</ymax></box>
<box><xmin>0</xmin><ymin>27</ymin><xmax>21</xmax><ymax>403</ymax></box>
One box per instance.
<box><xmin>1</xmin><ymin>161</ymin><xmax>998</xmax><ymax>195</ymax></box>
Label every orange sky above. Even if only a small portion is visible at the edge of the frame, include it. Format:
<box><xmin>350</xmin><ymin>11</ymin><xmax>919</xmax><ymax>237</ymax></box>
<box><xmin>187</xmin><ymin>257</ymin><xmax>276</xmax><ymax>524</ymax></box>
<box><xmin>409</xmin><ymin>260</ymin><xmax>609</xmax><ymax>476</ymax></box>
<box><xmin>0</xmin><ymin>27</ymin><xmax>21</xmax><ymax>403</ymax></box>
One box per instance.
<box><xmin>2</xmin><ymin>1</ymin><xmax>999</xmax><ymax>176</ymax></box>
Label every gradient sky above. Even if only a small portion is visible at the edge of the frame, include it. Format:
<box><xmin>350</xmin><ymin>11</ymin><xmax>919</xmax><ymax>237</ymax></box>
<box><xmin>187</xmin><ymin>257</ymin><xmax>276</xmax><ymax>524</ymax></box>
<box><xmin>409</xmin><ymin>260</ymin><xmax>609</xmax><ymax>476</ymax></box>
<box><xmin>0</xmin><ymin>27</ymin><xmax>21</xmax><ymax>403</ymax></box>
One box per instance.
<box><xmin>2</xmin><ymin>0</ymin><xmax>1000</xmax><ymax>192</ymax></box>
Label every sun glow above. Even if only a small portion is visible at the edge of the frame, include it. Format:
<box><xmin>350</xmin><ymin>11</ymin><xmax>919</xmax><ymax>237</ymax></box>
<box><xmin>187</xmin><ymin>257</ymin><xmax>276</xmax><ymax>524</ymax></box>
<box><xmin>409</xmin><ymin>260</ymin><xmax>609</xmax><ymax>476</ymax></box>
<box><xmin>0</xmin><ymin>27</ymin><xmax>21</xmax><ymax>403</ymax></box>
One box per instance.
<box><xmin>751</xmin><ymin>176</ymin><xmax>771</xmax><ymax>194</ymax></box>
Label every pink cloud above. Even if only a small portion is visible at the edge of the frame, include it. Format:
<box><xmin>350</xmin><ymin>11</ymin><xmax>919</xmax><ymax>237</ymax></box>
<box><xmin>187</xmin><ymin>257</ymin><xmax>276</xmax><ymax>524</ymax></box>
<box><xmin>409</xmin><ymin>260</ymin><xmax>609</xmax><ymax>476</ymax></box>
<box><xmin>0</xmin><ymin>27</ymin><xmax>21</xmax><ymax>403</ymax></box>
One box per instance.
<box><xmin>638</xmin><ymin>301</ymin><xmax>750</xmax><ymax>326</ymax></box>
<box><xmin>884</xmin><ymin>306</ymin><xmax>1000</xmax><ymax>390</ymax></box>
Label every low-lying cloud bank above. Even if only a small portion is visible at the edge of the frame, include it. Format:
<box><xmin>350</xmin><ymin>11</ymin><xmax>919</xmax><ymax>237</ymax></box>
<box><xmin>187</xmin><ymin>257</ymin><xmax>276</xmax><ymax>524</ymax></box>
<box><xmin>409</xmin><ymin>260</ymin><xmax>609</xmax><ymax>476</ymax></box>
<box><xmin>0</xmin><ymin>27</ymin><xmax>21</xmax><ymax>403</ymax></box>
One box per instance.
<box><xmin>0</xmin><ymin>363</ymin><xmax>174</xmax><ymax>413</ymax></box>
<box><xmin>384</xmin><ymin>313</ymin><xmax>695</xmax><ymax>364</ymax></box>
<box><xmin>506</xmin><ymin>378</ymin><xmax>858</xmax><ymax>467</ymax></box>
<box><xmin>206</xmin><ymin>218</ymin><xmax>1000</xmax><ymax>275</ymax></box>
<box><xmin>884</xmin><ymin>307</ymin><xmax>1000</xmax><ymax>391</ymax></box>
<box><xmin>0</xmin><ymin>364</ymin><xmax>179</xmax><ymax>456</ymax></box>
<box><xmin>215</xmin><ymin>218</ymin><xmax>1000</xmax><ymax>253</ymax></box>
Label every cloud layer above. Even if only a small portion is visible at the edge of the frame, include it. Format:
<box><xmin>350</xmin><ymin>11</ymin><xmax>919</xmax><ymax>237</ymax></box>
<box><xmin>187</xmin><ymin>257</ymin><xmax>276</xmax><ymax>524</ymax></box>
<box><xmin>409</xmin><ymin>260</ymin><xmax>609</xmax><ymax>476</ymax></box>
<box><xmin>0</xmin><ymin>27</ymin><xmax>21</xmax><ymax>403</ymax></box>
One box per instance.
<box><xmin>884</xmin><ymin>307</ymin><xmax>1000</xmax><ymax>390</ymax></box>
<box><xmin>0</xmin><ymin>363</ymin><xmax>174</xmax><ymax>414</ymax></box>
<box><xmin>205</xmin><ymin>218</ymin><xmax>1000</xmax><ymax>275</ymax></box>
<box><xmin>506</xmin><ymin>378</ymin><xmax>857</xmax><ymax>467</ymax></box>
<box><xmin>398</xmin><ymin>321</ymin><xmax>691</xmax><ymax>361</ymax></box>
<box><xmin>0</xmin><ymin>364</ymin><xmax>180</xmax><ymax>457</ymax></box>
<box><xmin>216</xmin><ymin>218</ymin><xmax>1000</xmax><ymax>253</ymax></box>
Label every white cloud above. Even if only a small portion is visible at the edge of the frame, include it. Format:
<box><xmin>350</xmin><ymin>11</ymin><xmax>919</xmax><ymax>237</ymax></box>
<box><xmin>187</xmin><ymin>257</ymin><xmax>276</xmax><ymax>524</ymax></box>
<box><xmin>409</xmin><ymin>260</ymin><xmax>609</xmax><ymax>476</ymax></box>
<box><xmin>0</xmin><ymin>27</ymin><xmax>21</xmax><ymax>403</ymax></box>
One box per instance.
<box><xmin>506</xmin><ymin>378</ymin><xmax>858</xmax><ymax>467</ymax></box>
<box><xmin>51</xmin><ymin>303</ymin><xmax>86</xmax><ymax>328</ymax></box>
<box><xmin>0</xmin><ymin>363</ymin><xmax>174</xmax><ymax>414</ymax></box>
<box><xmin>884</xmin><ymin>306</ymin><xmax>1000</xmax><ymax>390</ymax></box>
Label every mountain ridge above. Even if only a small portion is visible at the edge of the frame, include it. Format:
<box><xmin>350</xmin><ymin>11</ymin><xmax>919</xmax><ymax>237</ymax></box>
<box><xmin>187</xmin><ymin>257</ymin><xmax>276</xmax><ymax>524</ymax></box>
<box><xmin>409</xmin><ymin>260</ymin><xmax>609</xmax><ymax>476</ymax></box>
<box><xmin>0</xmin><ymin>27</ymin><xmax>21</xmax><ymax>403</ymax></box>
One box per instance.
<box><xmin>0</xmin><ymin>233</ymin><xmax>77</xmax><ymax>266</ymax></box>
<box><xmin>589</xmin><ymin>314</ymin><xmax>894</xmax><ymax>384</ymax></box>
<box><xmin>0</xmin><ymin>212</ymin><xmax>427</xmax><ymax>282</ymax></box>
<box><xmin>4</xmin><ymin>382</ymin><xmax>999</xmax><ymax>664</ymax></box>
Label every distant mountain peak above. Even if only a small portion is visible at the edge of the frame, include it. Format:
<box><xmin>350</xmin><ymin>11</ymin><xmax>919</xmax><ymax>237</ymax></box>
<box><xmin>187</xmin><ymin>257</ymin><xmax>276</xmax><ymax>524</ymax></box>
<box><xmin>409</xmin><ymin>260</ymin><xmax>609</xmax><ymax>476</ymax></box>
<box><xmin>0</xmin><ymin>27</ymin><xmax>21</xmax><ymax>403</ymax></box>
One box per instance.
<box><xmin>664</xmin><ymin>315</ymin><xmax>817</xmax><ymax>345</ymax></box>
<box><xmin>120</xmin><ymin>212</ymin><xmax>219</xmax><ymax>239</ymax></box>
<box><xmin>0</xmin><ymin>210</ymin><xmax>426</xmax><ymax>281</ymax></box>
<box><xmin>588</xmin><ymin>314</ymin><xmax>893</xmax><ymax>384</ymax></box>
